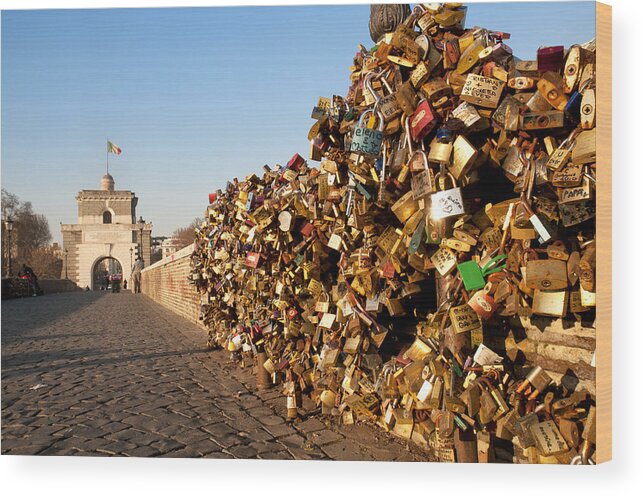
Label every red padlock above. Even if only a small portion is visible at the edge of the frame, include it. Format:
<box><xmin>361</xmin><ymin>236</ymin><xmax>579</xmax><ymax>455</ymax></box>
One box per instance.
<box><xmin>287</xmin><ymin>153</ymin><xmax>306</xmax><ymax>171</ymax></box>
<box><xmin>299</xmin><ymin>222</ymin><xmax>314</xmax><ymax>237</ymax></box>
<box><xmin>409</xmin><ymin>99</ymin><xmax>437</xmax><ymax>142</ymax></box>
<box><xmin>208</xmin><ymin>193</ymin><xmax>217</xmax><ymax>204</ymax></box>
<box><xmin>468</xmin><ymin>289</ymin><xmax>498</xmax><ymax>320</ymax></box>
<box><xmin>537</xmin><ymin>46</ymin><xmax>565</xmax><ymax>72</ymax></box>
<box><xmin>244</xmin><ymin>252</ymin><xmax>261</xmax><ymax>269</ymax></box>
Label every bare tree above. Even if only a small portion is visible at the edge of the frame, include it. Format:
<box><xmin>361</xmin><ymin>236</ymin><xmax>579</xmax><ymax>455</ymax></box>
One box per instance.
<box><xmin>2</xmin><ymin>189</ymin><xmax>53</xmax><ymax>277</ymax></box>
<box><xmin>27</xmin><ymin>246</ymin><xmax>63</xmax><ymax>279</ymax></box>
<box><xmin>172</xmin><ymin>217</ymin><xmax>203</xmax><ymax>249</ymax></box>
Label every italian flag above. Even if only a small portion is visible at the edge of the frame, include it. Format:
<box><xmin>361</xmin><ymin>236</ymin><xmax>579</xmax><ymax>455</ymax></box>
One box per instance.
<box><xmin>107</xmin><ymin>140</ymin><xmax>122</xmax><ymax>155</ymax></box>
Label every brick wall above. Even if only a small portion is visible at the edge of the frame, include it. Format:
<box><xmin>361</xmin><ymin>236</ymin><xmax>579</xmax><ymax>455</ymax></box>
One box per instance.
<box><xmin>140</xmin><ymin>243</ymin><xmax>205</xmax><ymax>329</ymax></box>
<box><xmin>499</xmin><ymin>316</ymin><xmax>596</xmax><ymax>396</ymax></box>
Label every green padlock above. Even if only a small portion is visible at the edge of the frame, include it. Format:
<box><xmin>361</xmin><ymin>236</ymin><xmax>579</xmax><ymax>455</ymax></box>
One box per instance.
<box><xmin>457</xmin><ymin>260</ymin><xmax>486</xmax><ymax>291</ymax></box>
<box><xmin>457</xmin><ymin>255</ymin><xmax>507</xmax><ymax>291</ymax></box>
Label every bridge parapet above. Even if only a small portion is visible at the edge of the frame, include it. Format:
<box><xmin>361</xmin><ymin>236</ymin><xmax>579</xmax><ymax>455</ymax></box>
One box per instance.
<box><xmin>141</xmin><ymin>243</ymin><xmax>205</xmax><ymax>329</ymax></box>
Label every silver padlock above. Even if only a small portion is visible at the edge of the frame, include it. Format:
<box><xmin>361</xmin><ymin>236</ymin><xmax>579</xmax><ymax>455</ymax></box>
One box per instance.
<box><xmin>430</xmin><ymin>170</ymin><xmax>464</xmax><ymax>220</ymax></box>
<box><xmin>350</xmin><ymin>72</ymin><xmax>385</xmax><ymax>158</ymax></box>
<box><xmin>409</xmin><ymin>150</ymin><xmax>435</xmax><ymax>200</ymax></box>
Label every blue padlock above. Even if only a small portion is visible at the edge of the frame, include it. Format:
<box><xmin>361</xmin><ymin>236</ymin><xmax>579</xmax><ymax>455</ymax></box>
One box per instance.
<box><xmin>564</xmin><ymin>91</ymin><xmax>583</xmax><ymax>126</ymax></box>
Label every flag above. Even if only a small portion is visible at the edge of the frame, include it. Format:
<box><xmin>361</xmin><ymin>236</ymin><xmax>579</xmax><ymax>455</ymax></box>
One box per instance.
<box><xmin>107</xmin><ymin>140</ymin><xmax>122</xmax><ymax>155</ymax></box>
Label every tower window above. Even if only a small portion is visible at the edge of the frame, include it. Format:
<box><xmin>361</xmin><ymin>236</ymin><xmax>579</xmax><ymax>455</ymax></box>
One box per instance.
<box><xmin>103</xmin><ymin>211</ymin><xmax>112</xmax><ymax>224</ymax></box>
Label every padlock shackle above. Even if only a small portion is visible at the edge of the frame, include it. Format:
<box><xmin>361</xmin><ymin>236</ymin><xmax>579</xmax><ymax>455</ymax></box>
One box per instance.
<box><xmin>559</xmin><ymin>127</ymin><xmax>581</xmax><ymax>150</ymax></box>
<box><xmin>434</xmin><ymin>170</ymin><xmax>457</xmax><ymax>191</ymax></box>
<box><xmin>376</xmin><ymin>69</ymin><xmax>394</xmax><ymax>95</ymax></box>
<box><xmin>579</xmin><ymin>74</ymin><xmax>595</xmax><ymax>93</ymax></box>
<box><xmin>363</xmin><ymin>71</ymin><xmax>382</xmax><ymax>106</ymax></box>
<box><xmin>409</xmin><ymin>149</ymin><xmax>429</xmax><ymax>172</ymax></box>
<box><xmin>404</xmin><ymin>116</ymin><xmax>414</xmax><ymax>154</ymax></box>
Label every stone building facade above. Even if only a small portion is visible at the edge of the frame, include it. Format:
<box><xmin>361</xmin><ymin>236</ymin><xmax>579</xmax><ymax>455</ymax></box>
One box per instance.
<box><xmin>61</xmin><ymin>173</ymin><xmax>152</xmax><ymax>289</ymax></box>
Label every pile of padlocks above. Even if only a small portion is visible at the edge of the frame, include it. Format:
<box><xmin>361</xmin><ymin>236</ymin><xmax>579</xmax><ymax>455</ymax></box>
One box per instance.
<box><xmin>189</xmin><ymin>3</ymin><xmax>597</xmax><ymax>464</ymax></box>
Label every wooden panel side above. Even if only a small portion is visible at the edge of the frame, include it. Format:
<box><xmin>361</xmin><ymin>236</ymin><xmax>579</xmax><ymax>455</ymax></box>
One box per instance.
<box><xmin>596</xmin><ymin>1</ymin><xmax>612</xmax><ymax>464</ymax></box>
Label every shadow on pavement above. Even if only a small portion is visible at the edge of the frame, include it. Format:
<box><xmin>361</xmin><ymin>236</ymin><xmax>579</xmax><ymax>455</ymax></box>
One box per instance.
<box><xmin>1</xmin><ymin>291</ymin><xmax>108</xmax><ymax>336</ymax></box>
<box><xmin>2</xmin><ymin>348</ymin><xmax>211</xmax><ymax>379</ymax></box>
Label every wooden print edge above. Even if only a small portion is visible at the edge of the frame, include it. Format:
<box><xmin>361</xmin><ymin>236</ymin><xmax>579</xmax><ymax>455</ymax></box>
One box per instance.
<box><xmin>596</xmin><ymin>0</ymin><xmax>612</xmax><ymax>464</ymax></box>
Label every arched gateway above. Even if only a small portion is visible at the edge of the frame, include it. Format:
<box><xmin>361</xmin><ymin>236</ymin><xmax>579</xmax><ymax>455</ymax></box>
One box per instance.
<box><xmin>61</xmin><ymin>173</ymin><xmax>153</xmax><ymax>289</ymax></box>
<box><xmin>91</xmin><ymin>256</ymin><xmax>124</xmax><ymax>290</ymax></box>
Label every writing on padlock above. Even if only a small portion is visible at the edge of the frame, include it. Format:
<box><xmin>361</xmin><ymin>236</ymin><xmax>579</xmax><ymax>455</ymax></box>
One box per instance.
<box><xmin>350</xmin><ymin>108</ymin><xmax>385</xmax><ymax>157</ymax></box>
<box><xmin>430</xmin><ymin>171</ymin><xmax>464</xmax><ymax>220</ymax></box>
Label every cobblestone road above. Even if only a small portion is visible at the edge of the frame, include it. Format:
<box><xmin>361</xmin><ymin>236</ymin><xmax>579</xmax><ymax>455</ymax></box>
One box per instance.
<box><xmin>2</xmin><ymin>292</ymin><xmax>427</xmax><ymax>460</ymax></box>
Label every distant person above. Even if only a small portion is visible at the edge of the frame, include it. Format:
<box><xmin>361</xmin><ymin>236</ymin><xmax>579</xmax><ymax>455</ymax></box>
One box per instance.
<box><xmin>19</xmin><ymin>263</ymin><xmax>40</xmax><ymax>296</ymax></box>
<box><xmin>110</xmin><ymin>273</ymin><xmax>122</xmax><ymax>293</ymax></box>
<box><xmin>131</xmin><ymin>257</ymin><xmax>144</xmax><ymax>293</ymax></box>
<box><xmin>123</xmin><ymin>279</ymin><xmax>128</xmax><ymax>290</ymax></box>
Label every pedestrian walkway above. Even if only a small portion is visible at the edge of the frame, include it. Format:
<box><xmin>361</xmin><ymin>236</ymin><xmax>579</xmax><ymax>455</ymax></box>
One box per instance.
<box><xmin>1</xmin><ymin>292</ymin><xmax>428</xmax><ymax>460</ymax></box>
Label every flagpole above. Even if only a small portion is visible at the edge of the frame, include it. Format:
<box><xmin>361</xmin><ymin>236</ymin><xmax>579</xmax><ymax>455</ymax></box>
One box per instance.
<box><xmin>106</xmin><ymin>138</ymin><xmax>109</xmax><ymax>174</ymax></box>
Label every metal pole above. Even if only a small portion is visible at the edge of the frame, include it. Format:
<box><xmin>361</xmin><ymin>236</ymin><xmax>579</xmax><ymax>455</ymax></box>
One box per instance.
<box><xmin>2</xmin><ymin>224</ymin><xmax>6</xmax><ymax>278</ymax></box>
<box><xmin>7</xmin><ymin>228</ymin><xmax>12</xmax><ymax>278</ymax></box>
<box><xmin>139</xmin><ymin>226</ymin><xmax>144</xmax><ymax>267</ymax></box>
<box><xmin>64</xmin><ymin>249</ymin><xmax>68</xmax><ymax>279</ymax></box>
<box><xmin>2</xmin><ymin>228</ymin><xmax>6</xmax><ymax>279</ymax></box>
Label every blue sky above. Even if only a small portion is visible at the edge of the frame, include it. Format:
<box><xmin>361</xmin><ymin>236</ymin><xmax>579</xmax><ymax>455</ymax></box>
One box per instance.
<box><xmin>1</xmin><ymin>2</ymin><xmax>596</xmax><ymax>243</ymax></box>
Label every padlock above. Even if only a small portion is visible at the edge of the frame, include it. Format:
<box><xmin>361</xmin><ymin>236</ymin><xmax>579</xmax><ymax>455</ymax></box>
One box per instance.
<box><xmin>450</xmin><ymin>135</ymin><xmax>478</xmax><ymax>180</ymax></box>
<box><xmin>409</xmin><ymin>99</ymin><xmax>437</xmax><ymax>142</ymax></box>
<box><xmin>350</xmin><ymin>108</ymin><xmax>385</xmax><ymax>157</ymax></box>
<box><xmin>492</xmin><ymin>95</ymin><xmax>521</xmax><ymax>131</ymax></box>
<box><xmin>468</xmin><ymin>289</ymin><xmax>498</xmax><ymax>320</ymax></box>
<box><xmin>580</xmin><ymin>88</ymin><xmax>596</xmax><ymax>129</ymax></box>
<box><xmin>537</xmin><ymin>45</ymin><xmax>565</xmax><ymax>72</ymax></box>
<box><xmin>532</xmin><ymin>289</ymin><xmax>568</xmax><ymax>317</ymax></box>
<box><xmin>457</xmin><ymin>254</ymin><xmax>506</xmax><ymax>291</ymax></box>
<box><xmin>452</xmin><ymin>101</ymin><xmax>481</xmax><ymax>128</ymax></box>
<box><xmin>563</xmin><ymin>45</ymin><xmax>585</xmax><ymax>93</ymax></box>
<box><xmin>456</xmin><ymin>38</ymin><xmax>485</xmax><ymax>74</ymax></box>
<box><xmin>524</xmin><ymin>259</ymin><xmax>568</xmax><ymax>290</ymax></box>
<box><xmin>395</xmin><ymin>80</ymin><xmax>419</xmax><ymax>117</ymax></box>
<box><xmin>516</xmin><ymin>366</ymin><xmax>552</xmax><ymax>399</ymax></box>
<box><xmin>421</xmin><ymin>77</ymin><xmax>452</xmax><ymax>103</ymax></box>
<box><xmin>520</xmin><ymin>110</ymin><xmax>565</xmax><ymax>130</ymax></box>
<box><xmin>508</xmin><ymin>76</ymin><xmax>535</xmax><ymax>90</ymax></box>
<box><xmin>409</xmin><ymin>151</ymin><xmax>435</xmax><ymax>199</ymax></box>
<box><xmin>571</xmin><ymin>128</ymin><xmax>596</xmax><ymax>164</ymax></box>
<box><xmin>449</xmin><ymin>304</ymin><xmax>482</xmax><ymax>334</ymax></box>
<box><xmin>460</xmin><ymin>73</ymin><xmax>505</xmax><ymax>109</ymax></box>
<box><xmin>430</xmin><ymin>171</ymin><xmax>464</xmax><ymax>221</ymax></box>
<box><xmin>427</xmin><ymin>127</ymin><xmax>453</xmax><ymax>163</ymax></box>
<box><xmin>536</xmin><ymin>72</ymin><xmax>568</xmax><ymax>111</ymax></box>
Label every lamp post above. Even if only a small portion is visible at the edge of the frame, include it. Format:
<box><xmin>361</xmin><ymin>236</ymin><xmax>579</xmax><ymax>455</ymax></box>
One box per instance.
<box><xmin>137</xmin><ymin>216</ymin><xmax>145</xmax><ymax>268</ymax></box>
<box><xmin>3</xmin><ymin>218</ymin><xmax>14</xmax><ymax>278</ymax></box>
<box><xmin>130</xmin><ymin>246</ymin><xmax>134</xmax><ymax>272</ymax></box>
<box><xmin>64</xmin><ymin>248</ymin><xmax>68</xmax><ymax>279</ymax></box>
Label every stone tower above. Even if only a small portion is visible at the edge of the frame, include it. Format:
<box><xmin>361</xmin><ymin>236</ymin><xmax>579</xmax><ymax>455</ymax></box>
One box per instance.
<box><xmin>61</xmin><ymin>173</ymin><xmax>152</xmax><ymax>289</ymax></box>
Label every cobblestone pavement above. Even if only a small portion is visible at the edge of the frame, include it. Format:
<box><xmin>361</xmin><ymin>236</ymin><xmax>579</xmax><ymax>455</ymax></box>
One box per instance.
<box><xmin>2</xmin><ymin>292</ymin><xmax>429</xmax><ymax>460</ymax></box>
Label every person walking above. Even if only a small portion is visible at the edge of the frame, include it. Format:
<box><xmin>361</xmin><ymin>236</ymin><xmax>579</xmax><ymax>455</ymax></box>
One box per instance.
<box><xmin>131</xmin><ymin>257</ymin><xmax>144</xmax><ymax>294</ymax></box>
